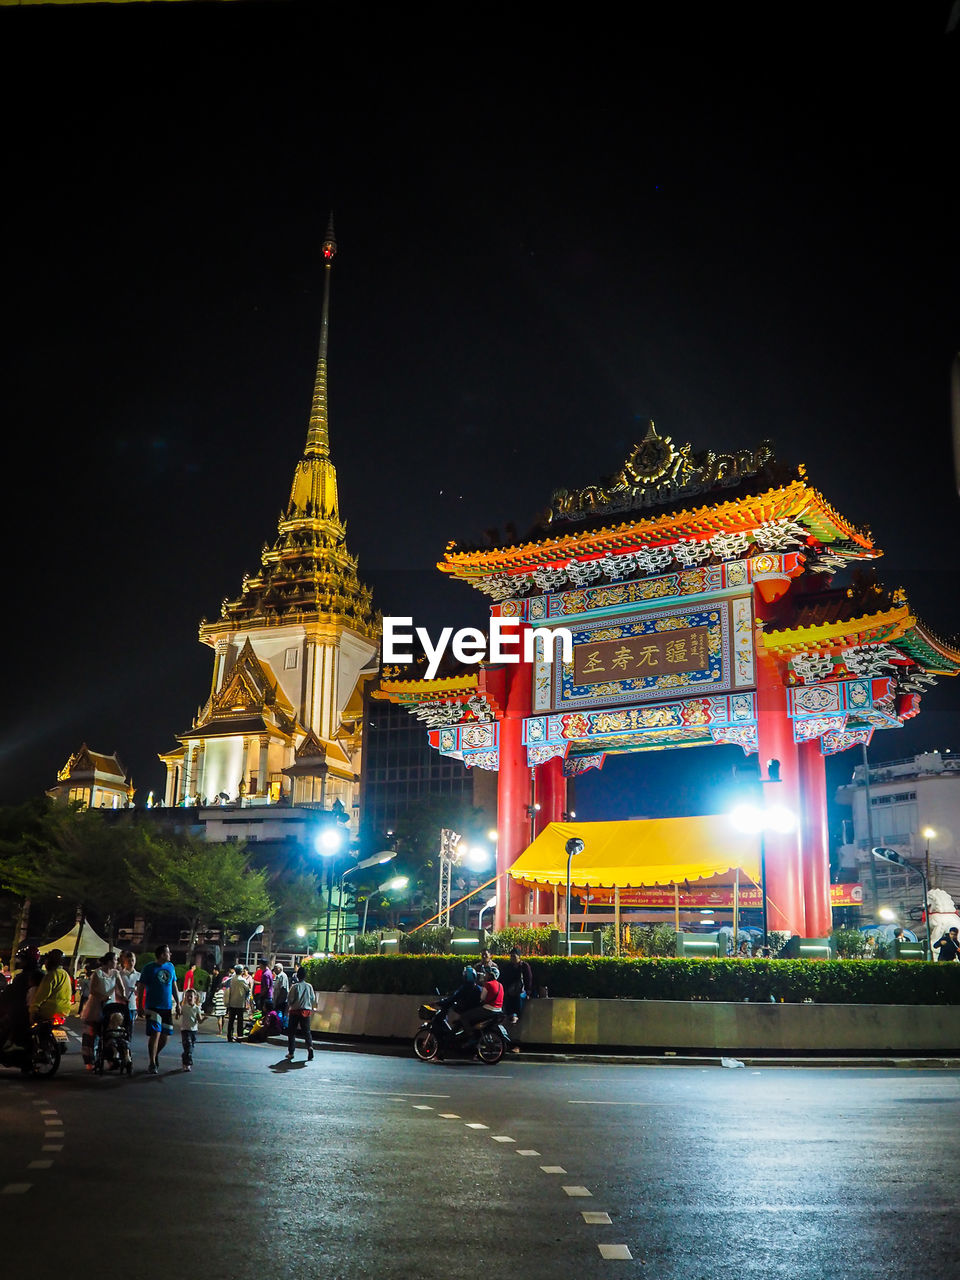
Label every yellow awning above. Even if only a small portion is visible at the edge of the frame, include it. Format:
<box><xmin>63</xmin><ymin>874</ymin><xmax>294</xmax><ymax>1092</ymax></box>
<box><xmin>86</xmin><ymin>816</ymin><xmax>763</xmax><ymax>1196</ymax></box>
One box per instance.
<box><xmin>508</xmin><ymin>818</ymin><xmax>761</xmax><ymax>890</ymax></box>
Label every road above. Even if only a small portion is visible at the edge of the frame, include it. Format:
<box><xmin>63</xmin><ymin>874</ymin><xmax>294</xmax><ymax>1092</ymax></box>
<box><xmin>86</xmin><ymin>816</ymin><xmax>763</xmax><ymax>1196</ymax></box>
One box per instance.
<box><xmin>1</xmin><ymin>1022</ymin><xmax>957</xmax><ymax>1279</ymax></box>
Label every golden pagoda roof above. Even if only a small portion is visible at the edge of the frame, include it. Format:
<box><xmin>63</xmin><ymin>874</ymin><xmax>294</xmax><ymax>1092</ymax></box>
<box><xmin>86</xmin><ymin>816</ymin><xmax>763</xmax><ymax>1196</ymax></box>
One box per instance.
<box><xmin>762</xmin><ymin>597</ymin><xmax>960</xmax><ymax>673</ymax></box>
<box><xmin>200</xmin><ymin>217</ymin><xmax>377</xmax><ymax>644</ymax></box>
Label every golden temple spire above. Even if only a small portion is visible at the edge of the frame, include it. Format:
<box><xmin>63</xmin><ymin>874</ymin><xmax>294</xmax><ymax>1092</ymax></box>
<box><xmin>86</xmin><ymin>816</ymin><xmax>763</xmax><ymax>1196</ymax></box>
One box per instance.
<box><xmin>305</xmin><ymin>213</ymin><xmax>338</xmax><ymax>459</ymax></box>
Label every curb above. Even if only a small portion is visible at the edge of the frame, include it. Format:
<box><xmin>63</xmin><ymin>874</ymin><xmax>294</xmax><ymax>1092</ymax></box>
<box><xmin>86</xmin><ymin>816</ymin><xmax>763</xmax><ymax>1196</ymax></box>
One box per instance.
<box><xmin>264</xmin><ymin>1036</ymin><xmax>960</xmax><ymax>1069</ymax></box>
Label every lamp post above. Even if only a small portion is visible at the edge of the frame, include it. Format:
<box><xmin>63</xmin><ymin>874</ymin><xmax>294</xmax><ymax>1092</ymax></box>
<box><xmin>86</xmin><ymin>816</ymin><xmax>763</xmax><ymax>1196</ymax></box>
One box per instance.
<box><xmin>922</xmin><ymin>826</ymin><xmax>936</xmax><ymax>897</ymax></box>
<box><xmin>335</xmin><ymin>852</ymin><xmax>397</xmax><ymax>951</ymax></box>
<box><xmin>315</xmin><ymin>824</ymin><xmax>349</xmax><ymax>952</ymax></box>
<box><xmin>360</xmin><ymin>875</ymin><xmax>408</xmax><ymax>936</ymax></box>
<box><xmin>873</xmin><ymin>846</ymin><xmax>931</xmax><ymax>957</ymax></box>
<box><xmin>477</xmin><ymin>894</ymin><xmax>498</xmax><ymax>933</ymax></box>
<box><xmin>564</xmin><ymin>837</ymin><xmax>584</xmax><ymax>956</ymax></box>
<box><xmin>730</xmin><ymin>780</ymin><xmax>795</xmax><ymax>949</ymax></box>
<box><xmin>245</xmin><ymin>924</ymin><xmax>264</xmax><ymax>969</ymax></box>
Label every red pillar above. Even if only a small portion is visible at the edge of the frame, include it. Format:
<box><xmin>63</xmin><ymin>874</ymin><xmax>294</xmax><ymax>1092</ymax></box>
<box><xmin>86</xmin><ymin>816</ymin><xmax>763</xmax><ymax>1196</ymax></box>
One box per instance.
<box><xmin>798</xmin><ymin>738</ymin><xmax>832</xmax><ymax>937</ymax></box>
<box><xmin>536</xmin><ymin>755</ymin><xmax>567</xmax><ymax>831</ymax></box>
<box><xmin>755</xmin><ymin>641</ymin><xmax>806</xmax><ymax>936</ymax></box>
<box><xmin>492</xmin><ymin>622</ymin><xmax>533</xmax><ymax>931</ymax></box>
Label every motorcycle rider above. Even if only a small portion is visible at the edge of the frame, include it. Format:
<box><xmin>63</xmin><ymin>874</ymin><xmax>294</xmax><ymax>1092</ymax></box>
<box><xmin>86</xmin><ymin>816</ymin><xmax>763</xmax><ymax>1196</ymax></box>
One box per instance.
<box><xmin>457</xmin><ymin>963</ymin><xmax>504</xmax><ymax>1045</ymax></box>
<box><xmin>29</xmin><ymin>950</ymin><xmax>73</xmax><ymax>1023</ymax></box>
<box><xmin>0</xmin><ymin>945</ymin><xmax>43</xmax><ymax>1052</ymax></box>
<box><xmin>443</xmin><ymin>965</ymin><xmax>482</xmax><ymax>1036</ymax></box>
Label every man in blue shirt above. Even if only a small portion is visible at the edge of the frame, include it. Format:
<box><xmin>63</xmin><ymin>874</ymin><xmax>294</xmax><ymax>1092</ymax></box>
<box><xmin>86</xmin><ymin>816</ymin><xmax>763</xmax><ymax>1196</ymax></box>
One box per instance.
<box><xmin>136</xmin><ymin>943</ymin><xmax>181</xmax><ymax>1075</ymax></box>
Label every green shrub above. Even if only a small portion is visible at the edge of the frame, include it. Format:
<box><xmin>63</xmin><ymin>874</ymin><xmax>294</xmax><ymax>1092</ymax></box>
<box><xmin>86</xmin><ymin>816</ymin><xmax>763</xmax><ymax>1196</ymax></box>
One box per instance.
<box><xmin>485</xmin><ymin>925</ymin><xmax>553</xmax><ymax>956</ymax></box>
<box><xmin>832</xmin><ymin>927</ymin><xmax>869</xmax><ymax>959</ymax></box>
<box><xmin>302</xmin><ymin>953</ymin><xmax>960</xmax><ymax>1004</ymax></box>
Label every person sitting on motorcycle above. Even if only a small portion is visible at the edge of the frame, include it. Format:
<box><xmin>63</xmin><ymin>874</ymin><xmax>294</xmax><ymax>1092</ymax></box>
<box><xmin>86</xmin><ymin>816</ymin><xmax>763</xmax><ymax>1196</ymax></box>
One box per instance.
<box><xmin>443</xmin><ymin>965</ymin><xmax>482</xmax><ymax>1035</ymax></box>
<box><xmin>457</xmin><ymin>963</ymin><xmax>504</xmax><ymax>1045</ymax></box>
<box><xmin>0</xmin><ymin>945</ymin><xmax>42</xmax><ymax>1052</ymax></box>
<box><xmin>29</xmin><ymin>950</ymin><xmax>73</xmax><ymax>1023</ymax></box>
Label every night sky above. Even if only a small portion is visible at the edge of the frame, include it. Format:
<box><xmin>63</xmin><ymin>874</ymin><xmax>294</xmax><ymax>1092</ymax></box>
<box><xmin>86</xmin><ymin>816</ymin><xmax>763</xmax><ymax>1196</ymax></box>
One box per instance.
<box><xmin>4</xmin><ymin>8</ymin><xmax>959</xmax><ymax>836</ymax></box>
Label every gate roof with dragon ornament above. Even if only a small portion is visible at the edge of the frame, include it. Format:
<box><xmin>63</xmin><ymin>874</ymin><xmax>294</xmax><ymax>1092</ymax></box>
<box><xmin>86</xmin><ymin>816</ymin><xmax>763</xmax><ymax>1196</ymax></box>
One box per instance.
<box><xmin>376</xmin><ymin>423</ymin><xmax>960</xmax><ymax>772</ymax></box>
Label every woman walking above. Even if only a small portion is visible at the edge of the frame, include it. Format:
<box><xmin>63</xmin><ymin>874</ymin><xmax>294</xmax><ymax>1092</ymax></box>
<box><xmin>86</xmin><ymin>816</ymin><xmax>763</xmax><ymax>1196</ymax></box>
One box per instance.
<box><xmin>82</xmin><ymin>951</ymin><xmax>124</xmax><ymax>1071</ymax></box>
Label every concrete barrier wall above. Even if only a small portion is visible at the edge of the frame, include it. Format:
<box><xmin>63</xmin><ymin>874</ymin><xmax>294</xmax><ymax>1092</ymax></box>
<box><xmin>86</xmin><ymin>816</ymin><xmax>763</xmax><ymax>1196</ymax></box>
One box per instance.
<box><xmin>305</xmin><ymin>992</ymin><xmax>960</xmax><ymax>1053</ymax></box>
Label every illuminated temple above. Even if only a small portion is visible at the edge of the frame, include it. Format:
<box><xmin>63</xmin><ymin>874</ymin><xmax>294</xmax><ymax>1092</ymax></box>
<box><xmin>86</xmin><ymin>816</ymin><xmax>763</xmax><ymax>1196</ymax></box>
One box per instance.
<box><xmin>378</xmin><ymin>423</ymin><xmax>960</xmax><ymax>934</ymax></box>
<box><xmin>160</xmin><ymin>221</ymin><xmax>379</xmax><ymax>818</ymax></box>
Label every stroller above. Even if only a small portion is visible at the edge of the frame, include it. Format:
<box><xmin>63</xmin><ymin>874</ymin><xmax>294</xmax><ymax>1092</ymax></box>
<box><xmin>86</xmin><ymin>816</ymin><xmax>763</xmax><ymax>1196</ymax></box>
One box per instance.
<box><xmin>94</xmin><ymin>1002</ymin><xmax>133</xmax><ymax>1076</ymax></box>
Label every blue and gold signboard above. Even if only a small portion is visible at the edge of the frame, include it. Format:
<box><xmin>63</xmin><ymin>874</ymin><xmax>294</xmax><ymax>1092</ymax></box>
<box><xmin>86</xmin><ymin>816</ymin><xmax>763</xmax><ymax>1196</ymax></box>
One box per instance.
<box><xmin>536</xmin><ymin>595</ymin><xmax>755</xmax><ymax>713</ymax></box>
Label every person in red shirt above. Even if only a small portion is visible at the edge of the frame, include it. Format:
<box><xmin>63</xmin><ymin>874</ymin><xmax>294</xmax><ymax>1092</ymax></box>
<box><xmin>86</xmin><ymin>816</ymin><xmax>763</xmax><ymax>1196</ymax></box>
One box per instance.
<box><xmin>457</xmin><ymin>963</ymin><xmax>504</xmax><ymax>1043</ymax></box>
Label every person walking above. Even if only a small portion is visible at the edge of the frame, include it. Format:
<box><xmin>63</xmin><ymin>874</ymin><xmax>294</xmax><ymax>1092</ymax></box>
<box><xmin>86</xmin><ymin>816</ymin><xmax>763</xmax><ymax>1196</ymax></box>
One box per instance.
<box><xmin>259</xmin><ymin>962</ymin><xmax>274</xmax><ymax>1013</ymax></box>
<box><xmin>82</xmin><ymin>951</ymin><xmax>125</xmax><ymax>1071</ymax></box>
<box><xmin>286</xmin><ymin>966</ymin><xmax>317</xmax><ymax>1061</ymax></box>
<box><xmin>137</xmin><ymin>944</ymin><xmax>182</xmax><ymax>1076</ymax></box>
<box><xmin>499</xmin><ymin>947</ymin><xmax>534</xmax><ymax>1053</ymax></box>
<box><xmin>208</xmin><ymin>966</ymin><xmax>227</xmax><ymax>1034</ymax></box>
<box><xmin>934</xmin><ymin>926</ymin><xmax>960</xmax><ymax>961</ymax></box>
<box><xmin>272</xmin><ymin>962</ymin><xmax>289</xmax><ymax>1024</ymax></box>
<box><xmin>116</xmin><ymin>950</ymin><xmax>140</xmax><ymax>1060</ymax></box>
<box><xmin>225</xmin><ymin>965</ymin><xmax>251</xmax><ymax>1042</ymax></box>
<box><xmin>178</xmin><ymin>989</ymin><xmax>204</xmax><ymax>1071</ymax></box>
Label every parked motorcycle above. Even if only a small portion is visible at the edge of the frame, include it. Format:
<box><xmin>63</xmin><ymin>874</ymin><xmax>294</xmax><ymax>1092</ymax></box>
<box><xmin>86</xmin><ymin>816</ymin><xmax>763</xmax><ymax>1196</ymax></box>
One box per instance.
<box><xmin>414</xmin><ymin>998</ymin><xmax>510</xmax><ymax>1065</ymax></box>
<box><xmin>0</xmin><ymin>1016</ymin><xmax>65</xmax><ymax>1077</ymax></box>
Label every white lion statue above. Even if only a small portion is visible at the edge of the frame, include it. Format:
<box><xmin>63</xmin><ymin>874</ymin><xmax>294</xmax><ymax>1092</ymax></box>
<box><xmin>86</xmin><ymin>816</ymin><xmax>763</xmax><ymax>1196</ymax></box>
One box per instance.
<box><xmin>926</xmin><ymin>888</ymin><xmax>960</xmax><ymax>951</ymax></box>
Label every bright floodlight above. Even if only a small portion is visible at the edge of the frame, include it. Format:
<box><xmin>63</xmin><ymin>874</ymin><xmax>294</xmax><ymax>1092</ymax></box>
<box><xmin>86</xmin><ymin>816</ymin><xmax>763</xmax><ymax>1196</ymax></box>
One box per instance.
<box><xmin>487</xmin><ymin>828</ymin><xmax>498</xmax><ymax>842</ymax></box>
<box><xmin>878</xmin><ymin>907</ymin><xmax>897</xmax><ymax>921</ymax></box>
<box><xmin>463</xmin><ymin>844</ymin><xmax>491</xmax><ymax>870</ymax></box>
<box><xmin>767</xmin><ymin>805</ymin><xmax>796</xmax><ymax>834</ymax></box>
<box><xmin>923</xmin><ymin>826</ymin><xmax>936</xmax><ymax>840</ymax></box>
<box><xmin>296</xmin><ymin>926</ymin><xmax>306</xmax><ymax>938</ymax></box>
<box><xmin>384</xmin><ymin>875</ymin><xmax>408</xmax><ymax>892</ymax></box>
<box><xmin>730</xmin><ymin>804</ymin><xmax>764</xmax><ymax>834</ymax></box>
<box><xmin>317</xmin><ymin>827</ymin><xmax>344</xmax><ymax>854</ymax></box>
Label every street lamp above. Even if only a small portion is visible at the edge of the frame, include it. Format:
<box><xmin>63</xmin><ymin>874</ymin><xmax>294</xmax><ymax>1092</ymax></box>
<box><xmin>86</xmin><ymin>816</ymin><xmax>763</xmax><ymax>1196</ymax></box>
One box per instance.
<box><xmin>730</xmin><ymin>797</ymin><xmax>796</xmax><ymax>949</ymax></box>
<box><xmin>923</xmin><ymin>826</ymin><xmax>936</xmax><ymax>894</ymax></box>
<box><xmin>360</xmin><ymin>874</ymin><xmax>409</xmax><ymax>935</ymax></box>
<box><xmin>477</xmin><ymin>894</ymin><xmax>498</xmax><ymax>932</ymax></box>
<box><xmin>873</xmin><ymin>846</ymin><xmax>931</xmax><ymax>957</ymax></box>
<box><xmin>245</xmin><ymin>924</ymin><xmax>264</xmax><ymax>969</ymax></box>
<box><xmin>335</xmin><ymin>851</ymin><xmax>397</xmax><ymax>951</ymax></box>
<box><xmin>564</xmin><ymin>837</ymin><xmax>584</xmax><ymax>956</ymax></box>
<box><xmin>315</xmin><ymin>824</ymin><xmax>349</xmax><ymax>952</ymax></box>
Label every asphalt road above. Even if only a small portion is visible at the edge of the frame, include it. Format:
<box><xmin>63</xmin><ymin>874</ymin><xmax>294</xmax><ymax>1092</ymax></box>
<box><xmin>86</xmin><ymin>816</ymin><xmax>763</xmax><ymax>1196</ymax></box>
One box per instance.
<box><xmin>1</xmin><ymin>1022</ymin><xmax>958</xmax><ymax>1280</ymax></box>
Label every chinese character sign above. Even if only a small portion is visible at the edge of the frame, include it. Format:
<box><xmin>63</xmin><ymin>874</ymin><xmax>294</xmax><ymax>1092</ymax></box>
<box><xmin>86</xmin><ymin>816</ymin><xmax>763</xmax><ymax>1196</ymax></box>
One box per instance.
<box><xmin>574</xmin><ymin>626</ymin><xmax>710</xmax><ymax>685</ymax></box>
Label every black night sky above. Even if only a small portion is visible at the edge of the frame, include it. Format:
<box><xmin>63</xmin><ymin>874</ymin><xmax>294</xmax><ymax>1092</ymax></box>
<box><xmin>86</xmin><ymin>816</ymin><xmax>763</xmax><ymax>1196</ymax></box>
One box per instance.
<box><xmin>3</xmin><ymin>7</ymin><xmax>959</xmax><ymax>836</ymax></box>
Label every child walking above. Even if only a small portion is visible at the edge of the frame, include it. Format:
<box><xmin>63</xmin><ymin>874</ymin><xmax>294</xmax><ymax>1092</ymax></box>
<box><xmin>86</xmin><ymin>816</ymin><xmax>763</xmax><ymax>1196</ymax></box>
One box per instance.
<box><xmin>179</xmin><ymin>989</ymin><xmax>203</xmax><ymax>1071</ymax></box>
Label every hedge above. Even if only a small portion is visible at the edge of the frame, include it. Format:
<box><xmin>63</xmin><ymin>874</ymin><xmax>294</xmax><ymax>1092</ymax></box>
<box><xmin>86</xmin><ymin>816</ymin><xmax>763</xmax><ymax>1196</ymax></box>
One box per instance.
<box><xmin>302</xmin><ymin>953</ymin><xmax>960</xmax><ymax>1005</ymax></box>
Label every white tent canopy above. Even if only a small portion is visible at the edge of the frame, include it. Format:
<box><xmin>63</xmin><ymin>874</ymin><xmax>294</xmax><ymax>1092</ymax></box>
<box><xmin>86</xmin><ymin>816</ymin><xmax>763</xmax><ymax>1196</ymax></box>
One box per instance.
<box><xmin>42</xmin><ymin>920</ymin><xmax>112</xmax><ymax>963</ymax></box>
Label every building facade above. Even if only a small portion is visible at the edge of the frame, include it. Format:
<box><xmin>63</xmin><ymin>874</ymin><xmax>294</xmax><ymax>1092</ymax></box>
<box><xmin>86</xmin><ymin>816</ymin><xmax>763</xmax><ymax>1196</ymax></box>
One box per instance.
<box><xmin>48</xmin><ymin>744</ymin><xmax>134</xmax><ymax>810</ymax></box>
<box><xmin>835</xmin><ymin>749</ymin><xmax>960</xmax><ymax>909</ymax></box>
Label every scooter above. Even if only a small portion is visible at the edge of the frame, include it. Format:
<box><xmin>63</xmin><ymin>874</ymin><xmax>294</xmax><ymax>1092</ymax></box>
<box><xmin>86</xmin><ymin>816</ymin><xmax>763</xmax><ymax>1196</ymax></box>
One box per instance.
<box><xmin>414</xmin><ymin>997</ymin><xmax>510</xmax><ymax>1065</ymax></box>
<box><xmin>0</xmin><ymin>1017</ymin><xmax>65</xmax><ymax>1077</ymax></box>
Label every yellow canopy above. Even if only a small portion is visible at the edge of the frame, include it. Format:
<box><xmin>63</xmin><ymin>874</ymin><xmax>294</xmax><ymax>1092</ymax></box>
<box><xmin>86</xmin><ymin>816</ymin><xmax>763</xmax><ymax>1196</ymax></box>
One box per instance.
<box><xmin>508</xmin><ymin>817</ymin><xmax>761</xmax><ymax>891</ymax></box>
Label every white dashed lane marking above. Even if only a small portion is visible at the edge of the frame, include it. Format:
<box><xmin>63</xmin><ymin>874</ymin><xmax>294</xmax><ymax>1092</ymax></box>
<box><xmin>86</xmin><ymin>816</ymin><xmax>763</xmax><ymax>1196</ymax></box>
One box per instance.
<box><xmin>39</xmin><ymin>1109</ymin><xmax>57</xmax><ymax>1115</ymax></box>
<box><xmin>43</xmin><ymin>1118</ymin><xmax>61</xmax><ymax>1126</ymax></box>
<box><xmin>28</xmin><ymin>1161</ymin><xmax>53</xmax><ymax>1170</ymax></box>
<box><xmin>465</xmin><ymin>1123</ymin><xmax>488</xmax><ymax>1130</ymax></box>
<box><xmin>598</xmin><ymin>1244</ymin><xmax>633</xmax><ymax>1260</ymax></box>
<box><xmin>412</xmin><ymin>1105</ymin><xmax>434</xmax><ymax>1110</ymax></box>
<box><xmin>563</xmin><ymin>1186</ymin><xmax>593</xmax><ymax>1197</ymax></box>
<box><xmin>438</xmin><ymin>1113</ymin><xmax>460</xmax><ymax>1119</ymax></box>
<box><xmin>582</xmin><ymin>1212</ymin><xmax>612</xmax><ymax>1224</ymax></box>
<box><xmin>2</xmin><ymin>1184</ymin><xmax>32</xmax><ymax>1195</ymax></box>
<box><xmin>540</xmin><ymin>1165</ymin><xmax>566</xmax><ymax>1173</ymax></box>
<box><xmin>42</xmin><ymin>1146</ymin><xmax>63</xmax><ymax>1153</ymax></box>
<box><xmin>491</xmin><ymin>1135</ymin><xmax>515</xmax><ymax>1143</ymax></box>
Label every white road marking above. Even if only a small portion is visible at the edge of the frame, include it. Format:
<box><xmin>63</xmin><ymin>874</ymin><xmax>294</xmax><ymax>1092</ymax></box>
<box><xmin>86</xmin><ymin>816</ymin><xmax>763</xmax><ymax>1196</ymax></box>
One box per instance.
<box><xmin>516</xmin><ymin>1149</ymin><xmax>540</xmax><ymax>1156</ymax></box>
<box><xmin>2</xmin><ymin>1184</ymin><xmax>32</xmax><ymax>1195</ymax></box>
<box><xmin>28</xmin><ymin>1161</ymin><xmax>53</xmax><ymax>1170</ymax></box>
<box><xmin>412</xmin><ymin>1105</ymin><xmax>434</xmax><ymax>1110</ymax></box>
<box><xmin>39</xmin><ymin>1109</ymin><xmax>57</xmax><ymax>1115</ymax></box>
<box><xmin>438</xmin><ymin>1113</ymin><xmax>461</xmax><ymax>1119</ymax></box>
<box><xmin>598</xmin><ymin>1244</ymin><xmax>632</xmax><ymax>1260</ymax></box>
<box><xmin>563</xmin><ymin>1186</ymin><xmax>593</xmax><ymax>1197</ymax></box>
<box><xmin>491</xmin><ymin>1135</ymin><xmax>515</xmax><ymax>1143</ymax></box>
<box><xmin>42</xmin><ymin>1146</ymin><xmax>63</xmax><ymax>1153</ymax></box>
<box><xmin>583</xmin><ymin>1212</ymin><xmax>612</xmax><ymax>1224</ymax></box>
<box><xmin>43</xmin><ymin>1118</ymin><xmax>61</xmax><ymax>1126</ymax></box>
<box><xmin>465</xmin><ymin>1123</ymin><xmax>489</xmax><ymax>1130</ymax></box>
<box><xmin>540</xmin><ymin>1166</ymin><xmax>566</xmax><ymax>1174</ymax></box>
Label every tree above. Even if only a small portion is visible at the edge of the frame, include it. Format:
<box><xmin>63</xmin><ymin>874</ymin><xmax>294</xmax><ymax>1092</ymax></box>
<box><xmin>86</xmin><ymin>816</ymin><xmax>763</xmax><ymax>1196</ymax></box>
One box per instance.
<box><xmin>128</xmin><ymin>832</ymin><xmax>274</xmax><ymax>958</ymax></box>
<box><xmin>0</xmin><ymin>800</ymin><xmax>152</xmax><ymax>944</ymax></box>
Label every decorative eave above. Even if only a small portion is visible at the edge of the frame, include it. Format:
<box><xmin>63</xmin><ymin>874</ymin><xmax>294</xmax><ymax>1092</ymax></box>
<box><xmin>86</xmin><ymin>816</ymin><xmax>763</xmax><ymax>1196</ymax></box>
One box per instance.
<box><xmin>762</xmin><ymin>605</ymin><xmax>960</xmax><ymax>674</ymax></box>
<box><xmin>375</xmin><ymin>672</ymin><xmax>481</xmax><ymax>700</ymax></box>
<box><xmin>440</xmin><ymin>478</ymin><xmax>875</xmax><ymax>587</ymax></box>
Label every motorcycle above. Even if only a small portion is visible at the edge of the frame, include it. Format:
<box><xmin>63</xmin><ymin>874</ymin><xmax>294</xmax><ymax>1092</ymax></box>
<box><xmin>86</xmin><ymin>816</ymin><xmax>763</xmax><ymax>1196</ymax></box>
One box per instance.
<box><xmin>0</xmin><ymin>1017</ymin><xmax>65</xmax><ymax>1077</ymax></box>
<box><xmin>414</xmin><ymin>997</ymin><xmax>510</xmax><ymax>1065</ymax></box>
